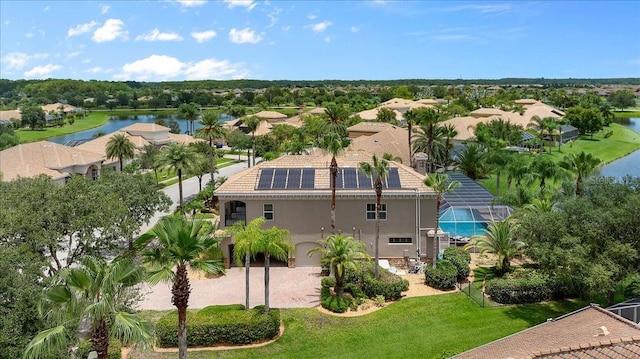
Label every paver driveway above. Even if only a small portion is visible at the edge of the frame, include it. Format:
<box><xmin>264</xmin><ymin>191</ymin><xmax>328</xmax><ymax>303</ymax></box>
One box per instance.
<box><xmin>138</xmin><ymin>266</ymin><xmax>322</xmax><ymax>310</ymax></box>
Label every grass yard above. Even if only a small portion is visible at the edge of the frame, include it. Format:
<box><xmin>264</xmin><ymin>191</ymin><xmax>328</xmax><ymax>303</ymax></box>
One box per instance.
<box><xmin>130</xmin><ymin>294</ymin><xmax>586</xmax><ymax>359</ymax></box>
<box><xmin>15</xmin><ymin>112</ymin><xmax>109</xmax><ymax>143</ymax></box>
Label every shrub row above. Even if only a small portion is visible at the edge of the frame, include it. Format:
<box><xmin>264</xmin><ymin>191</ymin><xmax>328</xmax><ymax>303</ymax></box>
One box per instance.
<box><xmin>425</xmin><ymin>260</ymin><xmax>458</xmax><ymax>290</ymax></box>
<box><xmin>485</xmin><ymin>271</ymin><xmax>552</xmax><ymax>304</ymax></box>
<box><xmin>156</xmin><ymin>305</ymin><xmax>280</xmax><ymax>347</ymax></box>
<box><xmin>344</xmin><ymin>261</ymin><xmax>409</xmax><ymax>300</ymax></box>
<box><xmin>443</xmin><ymin>247</ymin><xmax>471</xmax><ymax>280</ymax></box>
<box><xmin>76</xmin><ymin>339</ymin><xmax>122</xmax><ymax>359</ymax></box>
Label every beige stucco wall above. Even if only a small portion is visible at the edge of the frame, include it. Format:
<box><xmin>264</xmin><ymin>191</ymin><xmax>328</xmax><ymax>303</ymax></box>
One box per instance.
<box><xmin>219</xmin><ymin>195</ymin><xmax>437</xmax><ymax>266</ymax></box>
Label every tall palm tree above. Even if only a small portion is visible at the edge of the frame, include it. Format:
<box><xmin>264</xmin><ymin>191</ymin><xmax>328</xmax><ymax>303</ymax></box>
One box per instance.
<box><xmin>505</xmin><ymin>154</ymin><xmax>532</xmax><ymax>192</ymax></box>
<box><xmin>227</xmin><ymin>217</ymin><xmax>266</xmax><ymax>310</ymax></box>
<box><xmin>195</xmin><ymin>111</ymin><xmax>226</xmax><ymax>186</ymax></box>
<box><xmin>23</xmin><ymin>256</ymin><xmax>152</xmax><ymax>359</ymax></box>
<box><xmin>322</xmin><ymin>103</ymin><xmax>349</xmax><ymax>138</ymax></box>
<box><xmin>559</xmin><ymin>151</ymin><xmax>602</xmax><ymax>196</ymax></box>
<box><xmin>178</xmin><ymin>102</ymin><xmax>199</xmax><ymax>135</ymax></box>
<box><xmin>319</xmin><ymin>131</ymin><xmax>348</xmax><ymax>234</ymax></box>
<box><xmin>464</xmin><ymin>219</ymin><xmax>524</xmax><ymax>277</ymax></box>
<box><xmin>243</xmin><ymin>115</ymin><xmax>260</xmax><ymax>167</ymax></box>
<box><xmin>485</xmin><ymin>150</ymin><xmax>512</xmax><ymax>196</ymax></box>
<box><xmin>137</xmin><ymin>216</ymin><xmax>225</xmax><ymax>359</ymax></box>
<box><xmin>423</xmin><ymin>173</ymin><xmax>460</xmax><ymax>268</ymax></box>
<box><xmin>106</xmin><ymin>133</ymin><xmax>135</xmax><ymax>172</ymax></box>
<box><xmin>359</xmin><ymin>154</ymin><xmax>389</xmax><ymax>279</ymax></box>
<box><xmin>455</xmin><ymin>143</ymin><xmax>486</xmax><ymax>180</ymax></box>
<box><xmin>411</xmin><ymin>108</ymin><xmax>445</xmax><ymax>173</ymax></box>
<box><xmin>308</xmin><ymin>234</ymin><xmax>370</xmax><ymax>296</ymax></box>
<box><xmin>531</xmin><ymin>155</ymin><xmax>565</xmax><ymax>196</ymax></box>
<box><xmin>138</xmin><ymin>144</ymin><xmax>161</xmax><ymax>183</ymax></box>
<box><xmin>404</xmin><ymin>109</ymin><xmax>417</xmax><ymax>166</ymax></box>
<box><xmin>158</xmin><ymin>143</ymin><xmax>197</xmax><ymax>215</ymax></box>
<box><xmin>256</xmin><ymin>225</ymin><xmax>293</xmax><ymax>313</ymax></box>
<box><xmin>441</xmin><ymin>124</ymin><xmax>458</xmax><ymax>169</ymax></box>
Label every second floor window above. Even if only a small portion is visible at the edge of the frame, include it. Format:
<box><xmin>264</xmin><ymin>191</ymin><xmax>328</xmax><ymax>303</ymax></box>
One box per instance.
<box><xmin>366</xmin><ymin>203</ymin><xmax>387</xmax><ymax>220</ymax></box>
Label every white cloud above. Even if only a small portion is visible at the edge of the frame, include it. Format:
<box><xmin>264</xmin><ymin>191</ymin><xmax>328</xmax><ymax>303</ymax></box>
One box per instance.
<box><xmin>282</xmin><ymin>25</ymin><xmax>292</xmax><ymax>32</ymax></box>
<box><xmin>25</xmin><ymin>32</ymin><xmax>34</xmax><ymax>38</ymax></box>
<box><xmin>1</xmin><ymin>52</ymin><xmax>48</xmax><ymax>70</ymax></box>
<box><xmin>136</xmin><ymin>28</ymin><xmax>183</xmax><ymax>41</ymax></box>
<box><xmin>114</xmin><ymin>54</ymin><xmax>249</xmax><ymax>81</ymax></box>
<box><xmin>174</xmin><ymin>0</ymin><xmax>207</xmax><ymax>7</ymax></box>
<box><xmin>307</xmin><ymin>13</ymin><xmax>317</xmax><ymax>20</ymax></box>
<box><xmin>67</xmin><ymin>52</ymin><xmax>81</xmax><ymax>58</ymax></box>
<box><xmin>24</xmin><ymin>64</ymin><xmax>62</xmax><ymax>78</ymax></box>
<box><xmin>229</xmin><ymin>27</ymin><xmax>263</xmax><ymax>44</ymax></box>
<box><xmin>100</xmin><ymin>5</ymin><xmax>110</xmax><ymax>14</ymax></box>
<box><xmin>44</xmin><ymin>6</ymin><xmax>50</xmax><ymax>11</ymax></box>
<box><xmin>223</xmin><ymin>0</ymin><xmax>257</xmax><ymax>10</ymax></box>
<box><xmin>191</xmin><ymin>30</ymin><xmax>217</xmax><ymax>43</ymax></box>
<box><xmin>324</xmin><ymin>36</ymin><xmax>333</xmax><ymax>43</ymax></box>
<box><xmin>86</xmin><ymin>66</ymin><xmax>104</xmax><ymax>74</ymax></box>
<box><xmin>310</xmin><ymin>20</ymin><xmax>331</xmax><ymax>33</ymax></box>
<box><xmin>67</xmin><ymin>21</ymin><xmax>98</xmax><ymax>38</ymax></box>
<box><xmin>266</xmin><ymin>7</ymin><xmax>281</xmax><ymax>28</ymax></box>
<box><xmin>350</xmin><ymin>26</ymin><xmax>360</xmax><ymax>33</ymax></box>
<box><xmin>92</xmin><ymin>19</ymin><xmax>127</xmax><ymax>42</ymax></box>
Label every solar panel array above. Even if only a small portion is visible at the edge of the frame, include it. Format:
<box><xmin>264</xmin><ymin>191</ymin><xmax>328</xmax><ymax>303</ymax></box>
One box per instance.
<box><xmin>256</xmin><ymin>168</ymin><xmax>316</xmax><ymax>190</ymax></box>
<box><xmin>332</xmin><ymin>167</ymin><xmax>402</xmax><ymax>189</ymax></box>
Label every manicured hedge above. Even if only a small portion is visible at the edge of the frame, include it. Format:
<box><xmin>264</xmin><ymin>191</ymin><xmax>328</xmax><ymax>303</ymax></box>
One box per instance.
<box><xmin>344</xmin><ymin>261</ymin><xmax>409</xmax><ymax>300</ymax></box>
<box><xmin>76</xmin><ymin>339</ymin><xmax>122</xmax><ymax>359</ymax></box>
<box><xmin>155</xmin><ymin>305</ymin><xmax>280</xmax><ymax>348</ymax></box>
<box><xmin>443</xmin><ymin>247</ymin><xmax>471</xmax><ymax>280</ymax></box>
<box><xmin>425</xmin><ymin>260</ymin><xmax>457</xmax><ymax>290</ymax></box>
<box><xmin>486</xmin><ymin>271</ymin><xmax>552</xmax><ymax>304</ymax></box>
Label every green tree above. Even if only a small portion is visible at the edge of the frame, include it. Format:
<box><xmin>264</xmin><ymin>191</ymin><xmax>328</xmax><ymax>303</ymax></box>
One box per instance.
<box><xmin>106</xmin><ymin>134</ymin><xmax>135</xmax><ymax>172</ymax></box>
<box><xmin>359</xmin><ymin>154</ymin><xmax>389</xmax><ymax>279</ymax></box>
<box><xmin>376</xmin><ymin>107</ymin><xmax>397</xmax><ymax>123</ymax></box>
<box><xmin>23</xmin><ymin>256</ymin><xmax>152</xmax><ymax>359</ymax></box>
<box><xmin>138</xmin><ymin>144</ymin><xmax>161</xmax><ymax>183</ymax></box>
<box><xmin>608</xmin><ymin>89</ymin><xmax>636</xmax><ymax>110</ymax></box>
<box><xmin>412</xmin><ymin>108</ymin><xmax>445</xmax><ymax>173</ymax></box>
<box><xmin>137</xmin><ymin>216</ymin><xmax>225</xmax><ymax>359</ymax></box>
<box><xmin>319</xmin><ymin>131</ymin><xmax>348</xmax><ymax>234</ymax></box>
<box><xmin>455</xmin><ymin>143</ymin><xmax>486</xmax><ymax>180</ymax></box>
<box><xmin>178</xmin><ymin>102</ymin><xmax>199</xmax><ymax>135</ymax></box>
<box><xmin>255</xmin><ymin>225</ymin><xmax>293</xmax><ymax>313</ymax></box>
<box><xmin>228</xmin><ymin>217</ymin><xmax>266</xmax><ymax>310</ymax></box>
<box><xmin>20</xmin><ymin>105</ymin><xmax>46</xmax><ymax>130</ymax></box>
<box><xmin>559</xmin><ymin>151</ymin><xmax>601</xmax><ymax>196</ymax></box>
<box><xmin>464</xmin><ymin>219</ymin><xmax>523</xmax><ymax>277</ymax></box>
<box><xmin>441</xmin><ymin>123</ymin><xmax>458</xmax><ymax>168</ymax></box>
<box><xmin>195</xmin><ymin>111</ymin><xmax>226</xmax><ymax>186</ymax></box>
<box><xmin>423</xmin><ymin>173</ymin><xmax>460</xmax><ymax>268</ymax></box>
<box><xmin>485</xmin><ymin>150</ymin><xmax>512</xmax><ymax>197</ymax></box>
<box><xmin>308</xmin><ymin>234</ymin><xmax>370</xmax><ymax>296</ymax></box>
<box><xmin>243</xmin><ymin>116</ymin><xmax>260</xmax><ymax>167</ymax></box>
<box><xmin>564</xmin><ymin>106</ymin><xmax>603</xmax><ymax>139</ymax></box>
<box><xmin>158</xmin><ymin>143</ymin><xmax>197</xmax><ymax>215</ymax></box>
<box><xmin>531</xmin><ymin>155</ymin><xmax>565</xmax><ymax>197</ymax></box>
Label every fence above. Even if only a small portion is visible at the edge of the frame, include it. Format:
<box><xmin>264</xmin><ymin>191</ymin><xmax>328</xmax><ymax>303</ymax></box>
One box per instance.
<box><xmin>456</xmin><ymin>280</ymin><xmax>500</xmax><ymax>308</ymax></box>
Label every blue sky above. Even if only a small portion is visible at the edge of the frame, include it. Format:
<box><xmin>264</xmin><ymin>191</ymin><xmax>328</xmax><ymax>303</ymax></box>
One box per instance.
<box><xmin>1</xmin><ymin>0</ymin><xmax>639</xmax><ymax>81</ymax></box>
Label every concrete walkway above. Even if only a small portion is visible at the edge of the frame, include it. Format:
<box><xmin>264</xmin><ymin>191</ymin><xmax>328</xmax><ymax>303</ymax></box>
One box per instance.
<box><xmin>138</xmin><ymin>266</ymin><xmax>322</xmax><ymax>310</ymax></box>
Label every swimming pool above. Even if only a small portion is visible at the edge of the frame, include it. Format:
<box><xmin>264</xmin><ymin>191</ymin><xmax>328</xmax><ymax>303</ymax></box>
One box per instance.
<box><xmin>439</xmin><ymin>208</ymin><xmax>488</xmax><ymax>237</ymax></box>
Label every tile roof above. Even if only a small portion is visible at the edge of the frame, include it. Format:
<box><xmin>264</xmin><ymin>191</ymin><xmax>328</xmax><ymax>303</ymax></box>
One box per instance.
<box><xmin>215</xmin><ymin>151</ymin><xmax>435</xmax><ymax>198</ymax></box>
<box><xmin>355</xmin><ymin>107</ymin><xmax>404</xmax><ymax>121</ymax></box>
<box><xmin>250</xmin><ymin>110</ymin><xmax>287</xmax><ymax>120</ymax></box>
<box><xmin>348</xmin><ymin>121</ymin><xmax>400</xmax><ymax>134</ymax></box>
<box><xmin>349</xmin><ymin>126</ymin><xmax>410</xmax><ymax>165</ymax></box>
<box><xmin>454</xmin><ymin>305</ymin><xmax>640</xmax><ymax>359</ymax></box>
<box><xmin>0</xmin><ymin>141</ymin><xmax>104</xmax><ymax>181</ymax></box>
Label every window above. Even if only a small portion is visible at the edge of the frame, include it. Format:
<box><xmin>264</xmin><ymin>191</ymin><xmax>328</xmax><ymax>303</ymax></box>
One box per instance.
<box><xmin>389</xmin><ymin>237</ymin><xmax>413</xmax><ymax>244</ymax></box>
<box><xmin>91</xmin><ymin>168</ymin><xmax>99</xmax><ymax>181</ymax></box>
<box><xmin>366</xmin><ymin>203</ymin><xmax>387</xmax><ymax>220</ymax></box>
<box><xmin>263</xmin><ymin>204</ymin><xmax>274</xmax><ymax>220</ymax></box>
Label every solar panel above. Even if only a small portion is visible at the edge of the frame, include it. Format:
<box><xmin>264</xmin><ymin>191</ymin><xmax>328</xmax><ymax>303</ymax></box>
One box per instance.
<box><xmin>358</xmin><ymin>170</ymin><xmax>372</xmax><ymax>189</ymax></box>
<box><xmin>387</xmin><ymin>168</ymin><xmax>401</xmax><ymax>188</ymax></box>
<box><xmin>257</xmin><ymin>168</ymin><xmax>274</xmax><ymax>189</ymax></box>
<box><xmin>301</xmin><ymin>168</ymin><xmax>315</xmax><ymax>189</ymax></box>
<box><xmin>335</xmin><ymin>168</ymin><xmax>343</xmax><ymax>189</ymax></box>
<box><xmin>272</xmin><ymin>169</ymin><xmax>288</xmax><ymax>189</ymax></box>
<box><xmin>287</xmin><ymin>169</ymin><xmax>301</xmax><ymax>189</ymax></box>
<box><xmin>343</xmin><ymin>168</ymin><xmax>358</xmax><ymax>188</ymax></box>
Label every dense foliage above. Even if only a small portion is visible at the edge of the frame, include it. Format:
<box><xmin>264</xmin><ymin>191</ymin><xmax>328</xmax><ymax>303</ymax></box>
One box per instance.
<box><xmin>443</xmin><ymin>247</ymin><xmax>472</xmax><ymax>280</ymax></box>
<box><xmin>155</xmin><ymin>306</ymin><xmax>280</xmax><ymax>347</ymax></box>
<box><xmin>486</xmin><ymin>270</ymin><xmax>553</xmax><ymax>304</ymax></box>
<box><xmin>344</xmin><ymin>261</ymin><xmax>409</xmax><ymax>300</ymax></box>
<box><xmin>424</xmin><ymin>259</ymin><xmax>458</xmax><ymax>290</ymax></box>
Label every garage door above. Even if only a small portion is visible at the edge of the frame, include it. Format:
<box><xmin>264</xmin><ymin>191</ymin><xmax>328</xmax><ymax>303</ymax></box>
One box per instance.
<box><xmin>295</xmin><ymin>242</ymin><xmax>322</xmax><ymax>267</ymax></box>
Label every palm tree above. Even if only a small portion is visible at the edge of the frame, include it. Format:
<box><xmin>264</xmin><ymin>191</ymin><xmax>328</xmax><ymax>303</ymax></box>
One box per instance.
<box><xmin>138</xmin><ymin>144</ymin><xmax>161</xmax><ymax>183</ymax></box>
<box><xmin>411</xmin><ymin>108</ymin><xmax>445</xmax><ymax>173</ymax></box>
<box><xmin>485</xmin><ymin>150</ymin><xmax>512</xmax><ymax>196</ymax></box>
<box><xmin>23</xmin><ymin>256</ymin><xmax>152</xmax><ymax>359</ymax></box>
<box><xmin>256</xmin><ymin>225</ymin><xmax>293</xmax><ymax>313</ymax></box>
<box><xmin>137</xmin><ymin>216</ymin><xmax>225</xmax><ymax>359</ymax></box>
<box><xmin>382</xmin><ymin>152</ymin><xmax>402</xmax><ymax>163</ymax></box>
<box><xmin>195</xmin><ymin>111</ymin><xmax>226</xmax><ymax>186</ymax></box>
<box><xmin>464</xmin><ymin>219</ymin><xmax>524</xmax><ymax>277</ymax></box>
<box><xmin>106</xmin><ymin>133</ymin><xmax>135</xmax><ymax>172</ymax></box>
<box><xmin>455</xmin><ymin>143</ymin><xmax>486</xmax><ymax>180</ymax></box>
<box><xmin>505</xmin><ymin>155</ymin><xmax>531</xmax><ymax>192</ymax></box>
<box><xmin>322</xmin><ymin>104</ymin><xmax>349</xmax><ymax>138</ymax></box>
<box><xmin>308</xmin><ymin>234</ymin><xmax>370</xmax><ymax>296</ymax></box>
<box><xmin>441</xmin><ymin>124</ymin><xmax>458</xmax><ymax>169</ymax></box>
<box><xmin>559</xmin><ymin>151</ymin><xmax>602</xmax><ymax>196</ymax></box>
<box><xmin>359</xmin><ymin>154</ymin><xmax>390</xmax><ymax>279</ymax></box>
<box><xmin>423</xmin><ymin>173</ymin><xmax>460</xmax><ymax>268</ymax></box>
<box><xmin>531</xmin><ymin>155</ymin><xmax>565</xmax><ymax>196</ymax></box>
<box><xmin>158</xmin><ymin>143</ymin><xmax>197</xmax><ymax>215</ymax></box>
<box><xmin>243</xmin><ymin>115</ymin><xmax>260</xmax><ymax>167</ymax></box>
<box><xmin>404</xmin><ymin>109</ymin><xmax>417</xmax><ymax>166</ymax></box>
<box><xmin>227</xmin><ymin>217</ymin><xmax>266</xmax><ymax>310</ymax></box>
<box><xmin>178</xmin><ymin>102</ymin><xmax>199</xmax><ymax>135</ymax></box>
<box><xmin>319</xmin><ymin>131</ymin><xmax>348</xmax><ymax>234</ymax></box>
<box><xmin>522</xmin><ymin>198</ymin><xmax>554</xmax><ymax>213</ymax></box>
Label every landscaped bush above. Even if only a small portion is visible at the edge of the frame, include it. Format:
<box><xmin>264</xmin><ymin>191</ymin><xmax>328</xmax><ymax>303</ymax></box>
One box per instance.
<box><xmin>76</xmin><ymin>339</ymin><xmax>122</xmax><ymax>359</ymax></box>
<box><xmin>625</xmin><ymin>274</ymin><xmax>640</xmax><ymax>297</ymax></box>
<box><xmin>155</xmin><ymin>306</ymin><xmax>280</xmax><ymax>347</ymax></box>
<box><xmin>320</xmin><ymin>284</ymin><xmax>352</xmax><ymax>313</ymax></box>
<box><xmin>443</xmin><ymin>247</ymin><xmax>471</xmax><ymax>280</ymax></box>
<box><xmin>485</xmin><ymin>271</ymin><xmax>552</xmax><ymax>304</ymax></box>
<box><xmin>425</xmin><ymin>260</ymin><xmax>457</xmax><ymax>290</ymax></box>
<box><xmin>343</xmin><ymin>261</ymin><xmax>409</xmax><ymax>300</ymax></box>
<box><xmin>344</xmin><ymin>282</ymin><xmax>366</xmax><ymax>299</ymax></box>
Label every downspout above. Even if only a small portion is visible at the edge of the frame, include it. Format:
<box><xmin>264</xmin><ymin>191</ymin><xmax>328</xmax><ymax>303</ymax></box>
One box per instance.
<box><xmin>415</xmin><ymin>188</ymin><xmax>420</xmax><ymax>259</ymax></box>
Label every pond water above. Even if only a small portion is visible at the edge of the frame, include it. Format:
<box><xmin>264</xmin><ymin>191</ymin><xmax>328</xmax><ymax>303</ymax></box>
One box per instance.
<box><xmin>48</xmin><ymin>113</ymin><xmax>233</xmax><ymax>145</ymax></box>
<box><xmin>598</xmin><ymin>118</ymin><xmax>640</xmax><ymax>179</ymax></box>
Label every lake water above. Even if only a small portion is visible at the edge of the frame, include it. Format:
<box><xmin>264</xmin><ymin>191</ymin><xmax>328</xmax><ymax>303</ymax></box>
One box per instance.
<box><xmin>48</xmin><ymin>113</ymin><xmax>233</xmax><ymax>145</ymax></box>
<box><xmin>598</xmin><ymin>118</ymin><xmax>640</xmax><ymax>179</ymax></box>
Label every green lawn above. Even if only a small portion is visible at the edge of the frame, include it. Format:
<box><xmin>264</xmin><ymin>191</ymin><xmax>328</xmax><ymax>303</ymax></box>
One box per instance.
<box><xmin>131</xmin><ymin>294</ymin><xmax>586</xmax><ymax>359</ymax></box>
<box><xmin>15</xmin><ymin>112</ymin><xmax>109</xmax><ymax>143</ymax></box>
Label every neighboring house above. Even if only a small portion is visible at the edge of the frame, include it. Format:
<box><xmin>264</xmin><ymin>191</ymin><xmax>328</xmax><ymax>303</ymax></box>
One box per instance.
<box><xmin>454</xmin><ymin>304</ymin><xmax>640</xmax><ymax>359</ymax></box>
<box><xmin>215</xmin><ymin>151</ymin><xmax>438</xmax><ymax>267</ymax></box>
<box><xmin>348</xmin><ymin>123</ymin><xmax>410</xmax><ymax>165</ymax></box>
<box><xmin>0</xmin><ymin>141</ymin><xmax>104</xmax><ymax>184</ymax></box>
<box><xmin>608</xmin><ymin>297</ymin><xmax>640</xmax><ymax>324</ymax></box>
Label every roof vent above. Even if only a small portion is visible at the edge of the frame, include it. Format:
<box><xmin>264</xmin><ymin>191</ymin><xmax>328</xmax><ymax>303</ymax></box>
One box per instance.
<box><xmin>594</xmin><ymin>326</ymin><xmax>609</xmax><ymax>337</ymax></box>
